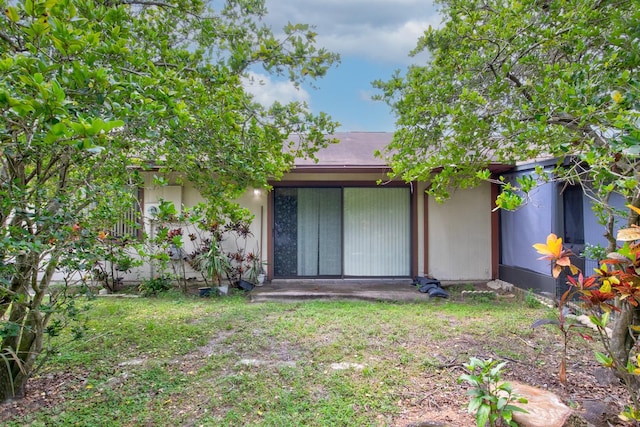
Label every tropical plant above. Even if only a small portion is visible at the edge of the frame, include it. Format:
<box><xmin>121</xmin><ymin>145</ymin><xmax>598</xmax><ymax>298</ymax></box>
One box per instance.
<box><xmin>247</xmin><ymin>250</ymin><xmax>267</xmax><ymax>284</ymax></box>
<box><xmin>530</xmin><ymin>283</ymin><xmax>591</xmax><ymax>384</ymax></box>
<box><xmin>458</xmin><ymin>357</ymin><xmax>528</xmax><ymax>427</ymax></box>
<box><xmin>138</xmin><ymin>275</ymin><xmax>174</xmax><ymax>297</ymax></box>
<box><xmin>534</xmin><ymin>228</ymin><xmax>640</xmax><ymax>421</ymax></box>
<box><xmin>92</xmin><ymin>233</ymin><xmax>142</xmax><ymax>293</ymax></box>
<box><xmin>0</xmin><ymin>0</ymin><xmax>338</xmax><ymax>402</ymax></box>
<box><xmin>189</xmin><ymin>238</ymin><xmax>231</xmax><ymax>288</ymax></box>
<box><xmin>220</xmin><ymin>220</ymin><xmax>256</xmax><ymax>286</ymax></box>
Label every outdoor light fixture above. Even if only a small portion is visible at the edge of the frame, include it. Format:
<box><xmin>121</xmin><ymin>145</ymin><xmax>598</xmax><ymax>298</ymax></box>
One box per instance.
<box><xmin>253</xmin><ymin>189</ymin><xmax>262</xmax><ymax>196</ymax></box>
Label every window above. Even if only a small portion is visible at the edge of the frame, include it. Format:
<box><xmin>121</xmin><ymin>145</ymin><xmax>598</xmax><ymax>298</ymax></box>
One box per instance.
<box><xmin>562</xmin><ymin>185</ymin><xmax>584</xmax><ymax>245</ymax></box>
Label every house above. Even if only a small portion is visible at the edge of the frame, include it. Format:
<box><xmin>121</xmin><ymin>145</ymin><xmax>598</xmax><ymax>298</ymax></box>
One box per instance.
<box><xmin>57</xmin><ymin>132</ymin><xmax>620</xmax><ymax>295</ymax></box>
<box><xmin>498</xmin><ymin>158</ymin><xmax>627</xmax><ymax>298</ymax></box>
<box><xmin>136</xmin><ymin>132</ymin><xmax>511</xmax><ymax>285</ymax></box>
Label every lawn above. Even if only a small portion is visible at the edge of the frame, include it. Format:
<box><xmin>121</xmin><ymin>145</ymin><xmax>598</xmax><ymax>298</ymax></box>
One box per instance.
<box><xmin>0</xmin><ymin>291</ymin><xmax>621</xmax><ymax>426</ymax></box>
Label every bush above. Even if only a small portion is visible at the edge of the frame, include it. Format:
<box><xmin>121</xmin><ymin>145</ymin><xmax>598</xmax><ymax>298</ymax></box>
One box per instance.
<box><xmin>138</xmin><ymin>276</ymin><xmax>174</xmax><ymax>297</ymax></box>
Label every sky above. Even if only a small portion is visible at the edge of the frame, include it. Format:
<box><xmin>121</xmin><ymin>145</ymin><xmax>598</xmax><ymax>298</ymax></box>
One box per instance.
<box><xmin>243</xmin><ymin>1</ymin><xmax>442</xmax><ymax>132</ymax></box>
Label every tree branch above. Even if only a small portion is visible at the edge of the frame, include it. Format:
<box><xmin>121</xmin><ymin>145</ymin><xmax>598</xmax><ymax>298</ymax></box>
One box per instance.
<box><xmin>0</xmin><ymin>31</ymin><xmax>22</xmax><ymax>52</ymax></box>
<box><xmin>505</xmin><ymin>71</ymin><xmax>533</xmax><ymax>102</ymax></box>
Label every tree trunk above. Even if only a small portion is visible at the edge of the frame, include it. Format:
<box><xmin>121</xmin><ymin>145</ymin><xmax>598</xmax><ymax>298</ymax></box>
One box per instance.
<box><xmin>0</xmin><ymin>256</ymin><xmax>52</xmax><ymax>403</ymax></box>
<box><xmin>0</xmin><ymin>313</ymin><xmax>37</xmax><ymax>403</ymax></box>
<box><xmin>609</xmin><ymin>301</ymin><xmax>640</xmax><ymax>390</ymax></box>
<box><xmin>610</xmin><ymin>302</ymin><xmax>636</xmax><ymax>378</ymax></box>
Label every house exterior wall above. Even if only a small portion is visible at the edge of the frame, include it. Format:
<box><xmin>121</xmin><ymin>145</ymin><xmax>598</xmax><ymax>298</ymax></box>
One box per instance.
<box><xmin>93</xmin><ymin>173</ymin><xmax>269</xmax><ymax>284</ymax></box>
<box><xmin>426</xmin><ymin>183</ymin><xmax>493</xmax><ymax>281</ymax></box>
<box><xmin>49</xmin><ymin>171</ymin><xmax>496</xmax><ymax>286</ymax></box>
<box><xmin>498</xmin><ymin>165</ymin><xmax>628</xmax><ymax>296</ymax></box>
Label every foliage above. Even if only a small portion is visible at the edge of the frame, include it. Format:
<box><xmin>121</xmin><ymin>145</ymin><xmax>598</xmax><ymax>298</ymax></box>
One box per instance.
<box><xmin>92</xmin><ymin>233</ymin><xmax>143</xmax><ymax>293</ymax></box>
<box><xmin>534</xmin><ymin>230</ymin><xmax>640</xmax><ymax>420</ymax></box>
<box><xmin>138</xmin><ymin>276</ymin><xmax>174</xmax><ymax>297</ymax></box>
<box><xmin>0</xmin><ymin>0</ymin><xmax>338</xmax><ymax>402</ymax></box>
<box><xmin>146</xmin><ymin>202</ymin><xmax>265</xmax><ymax>291</ymax></box>
<box><xmin>523</xmin><ymin>289</ymin><xmax>542</xmax><ymax>309</ymax></box>
<box><xmin>458</xmin><ymin>357</ymin><xmax>528</xmax><ymax>427</ymax></box>
<box><xmin>582</xmin><ymin>243</ymin><xmax>608</xmax><ymax>263</ymax></box>
<box><xmin>375</xmin><ymin>0</ymin><xmax>638</xmax><ymax>230</ymax></box>
<box><xmin>530</xmin><ymin>284</ymin><xmax>590</xmax><ymax>384</ymax></box>
<box><xmin>376</xmin><ymin>3</ymin><xmax>639</xmax><ymax>420</ymax></box>
<box><xmin>221</xmin><ymin>220</ymin><xmax>261</xmax><ymax>286</ymax></box>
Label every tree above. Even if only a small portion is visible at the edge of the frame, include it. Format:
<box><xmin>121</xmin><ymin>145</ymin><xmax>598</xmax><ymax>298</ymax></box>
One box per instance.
<box><xmin>0</xmin><ymin>0</ymin><xmax>338</xmax><ymax>402</ymax></box>
<box><xmin>375</xmin><ymin>0</ymin><xmax>638</xmax><ymax>375</ymax></box>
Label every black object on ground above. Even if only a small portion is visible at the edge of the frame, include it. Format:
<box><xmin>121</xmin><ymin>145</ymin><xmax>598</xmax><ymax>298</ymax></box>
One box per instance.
<box><xmin>413</xmin><ymin>277</ymin><xmax>449</xmax><ymax>298</ymax></box>
<box><xmin>198</xmin><ymin>287</ymin><xmax>212</xmax><ymax>297</ymax></box>
<box><xmin>238</xmin><ymin>280</ymin><xmax>255</xmax><ymax>291</ymax></box>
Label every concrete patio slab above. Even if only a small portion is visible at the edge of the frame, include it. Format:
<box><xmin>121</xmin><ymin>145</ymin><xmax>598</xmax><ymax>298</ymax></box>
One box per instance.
<box><xmin>249</xmin><ymin>279</ymin><xmax>436</xmax><ymax>303</ymax></box>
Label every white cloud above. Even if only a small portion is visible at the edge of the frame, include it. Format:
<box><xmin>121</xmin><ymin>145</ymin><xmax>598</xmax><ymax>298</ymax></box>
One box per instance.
<box><xmin>262</xmin><ymin>0</ymin><xmax>441</xmax><ymax>64</ymax></box>
<box><xmin>242</xmin><ymin>71</ymin><xmax>311</xmax><ymax>107</ymax></box>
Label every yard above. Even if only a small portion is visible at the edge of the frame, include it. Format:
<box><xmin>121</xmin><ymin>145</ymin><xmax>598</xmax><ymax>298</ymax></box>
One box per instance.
<box><xmin>0</xmin><ymin>289</ymin><xmax>627</xmax><ymax>426</ymax></box>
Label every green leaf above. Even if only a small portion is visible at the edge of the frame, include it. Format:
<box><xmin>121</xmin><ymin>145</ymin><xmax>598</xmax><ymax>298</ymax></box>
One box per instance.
<box><xmin>476</xmin><ymin>404</ymin><xmax>490</xmax><ymax>427</ymax></box>
<box><xmin>594</xmin><ymin>351</ymin><xmax>613</xmax><ymax>367</ymax></box>
<box><xmin>6</xmin><ymin>6</ymin><xmax>20</xmax><ymax>22</ymax></box>
<box><xmin>468</xmin><ymin>396</ymin><xmax>483</xmax><ymax>413</ymax></box>
<box><xmin>24</xmin><ymin>0</ymin><xmax>34</xmax><ymax>15</ymax></box>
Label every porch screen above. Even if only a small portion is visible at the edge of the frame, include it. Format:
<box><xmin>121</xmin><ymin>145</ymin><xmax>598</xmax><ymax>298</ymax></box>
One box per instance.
<box><xmin>343</xmin><ymin>188</ymin><xmax>410</xmax><ymax>276</ymax></box>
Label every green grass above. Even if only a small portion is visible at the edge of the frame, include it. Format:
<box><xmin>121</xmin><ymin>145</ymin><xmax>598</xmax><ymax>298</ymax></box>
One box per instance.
<box><xmin>3</xmin><ymin>294</ymin><xmax>560</xmax><ymax>426</ymax></box>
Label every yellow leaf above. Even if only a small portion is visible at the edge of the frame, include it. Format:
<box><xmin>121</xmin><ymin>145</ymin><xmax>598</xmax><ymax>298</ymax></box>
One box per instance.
<box><xmin>612</xmin><ymin>90</ymin><xmax>623</xmax><ymax>103</ymax></box>
<box><xmin>628</xmin><ymin>204</ymin><xmax>640</xmax><ymax>216</ymax></box>
<box><xmin>546</xmin><ymin>234</ymin><xmax>563</xmax><ymax>257</ymax></box>
<box><xmin>600</xmin><ymin>281</ymin><xmax>612</xmax><ymax>293</ymax></box>
<box><xmin>533</xmin><ymin>233</ymin><xmax>563</xmax><ymax>257</ymax></box>
<box><xmin>617</xmin><ymin>226</ymin><xmax>640</xmax><ymax>241</ymax></box>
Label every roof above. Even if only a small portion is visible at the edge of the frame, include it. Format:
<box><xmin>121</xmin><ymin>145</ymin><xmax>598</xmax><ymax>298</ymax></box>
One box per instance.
<box><xmin>293</xmin><ymin>132</ymin><xmax>393</xmax><ymax>171</ymax></box>
<box><xmin>292</xmin><ymin>132</ymin><xmax>513</xmax><ymax>175</ymax></box>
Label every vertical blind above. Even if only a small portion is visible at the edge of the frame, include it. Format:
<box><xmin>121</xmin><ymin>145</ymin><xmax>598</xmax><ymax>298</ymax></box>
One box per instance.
<box><xmin>343</xmin><ymin>188</ymin><xmax>410</xmax><ymax>276</ymax></box>
<box><xmin>296</xmin><ymin>188</ymin><xmax>342</xmax><ymax>276</ymax></box>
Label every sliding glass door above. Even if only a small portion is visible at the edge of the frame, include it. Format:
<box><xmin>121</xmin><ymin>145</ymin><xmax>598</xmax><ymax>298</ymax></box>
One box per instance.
<box><xmin>273</xmin><ymin>187</ymin><xmax>410</xmax><ymax>277</ymax></box>
<box><xmin>274</xmin><ymin>188</ymin><xmax>342</xmax><ymax>276</ymax></box>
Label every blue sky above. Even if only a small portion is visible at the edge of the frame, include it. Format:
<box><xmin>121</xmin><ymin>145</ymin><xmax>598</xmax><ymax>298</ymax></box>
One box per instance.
<box><xmin>243</xmin><ymin>1</ymin><xmax>441</xmax><ymax>132</ymax></box>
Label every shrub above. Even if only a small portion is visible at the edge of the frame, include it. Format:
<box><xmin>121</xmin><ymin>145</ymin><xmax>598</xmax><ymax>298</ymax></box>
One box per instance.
<box><xmin>458</xmin><ymin>357</ymin><xmax>527</xmax><ymax>427</ymax></box>
<box><xmin>138</xmin><ymin>276</ymin><xmax>174</xmax><ymax>297</ymax></box>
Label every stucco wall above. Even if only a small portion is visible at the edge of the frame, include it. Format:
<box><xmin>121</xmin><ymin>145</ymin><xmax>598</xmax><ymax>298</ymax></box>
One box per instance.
<box><xmin>122</xmin><ymin>173</ymin><xmax>268</xmax><ymax>283</ymax></box>
<box><xmin>427</xmin><ymin>183</ymin><xmax>493</xmax><ymax>281</ymax></box>
<box><xmin>500</xmin><ymin>174</ymin><xmax>556</xmax><ymax>276</ymax></box>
